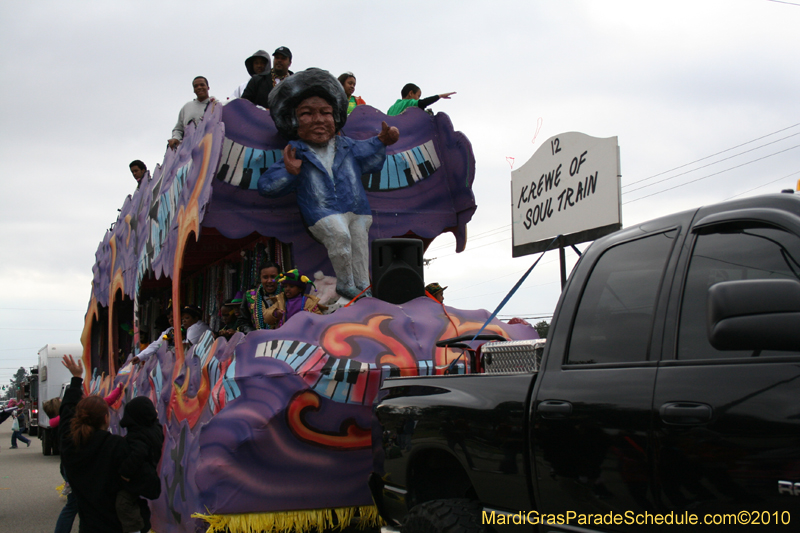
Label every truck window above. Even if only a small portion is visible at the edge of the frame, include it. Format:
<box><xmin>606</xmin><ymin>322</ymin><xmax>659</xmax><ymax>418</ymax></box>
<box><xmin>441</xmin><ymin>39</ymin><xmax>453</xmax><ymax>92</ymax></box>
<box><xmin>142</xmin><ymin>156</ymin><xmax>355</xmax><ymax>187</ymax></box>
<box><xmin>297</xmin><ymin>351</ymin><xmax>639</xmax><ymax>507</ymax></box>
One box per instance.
<box><xmin>678</xmin><ymin>224</ymin><xmax>800</xmax><ymax>360</ymax></box>
<box><xmin>567</xmin><ymin>231</ymin><xmax>676</xmax><ymax>364</ymax></box>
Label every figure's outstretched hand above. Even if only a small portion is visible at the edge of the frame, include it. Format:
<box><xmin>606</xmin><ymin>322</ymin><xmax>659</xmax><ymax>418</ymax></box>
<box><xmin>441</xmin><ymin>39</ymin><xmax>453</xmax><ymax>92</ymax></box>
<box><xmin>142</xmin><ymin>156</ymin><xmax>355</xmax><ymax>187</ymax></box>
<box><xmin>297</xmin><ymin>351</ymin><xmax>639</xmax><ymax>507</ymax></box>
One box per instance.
<box><xmin>167</xmin><ymin>139</ymin><xmax>181</xmax><ymax>150</ymax></box>
<box><xmin>439</xmin><ymin>92</ymin><xmax>456</xmax><ymax>99</ymax></box>
<box><xmin>378</xmin><ymin>121</ymin><xmax>400</xmax><ymax>146</ymax></box>
<box><xmin>62</xmin><ymin>354</ymin><xmax>83</xmax><ymax>378</ymax></box>
<box><xmin>283</xmin><ymin>145</ymin><xmax>302</xmax><ymax>175</ymax></box>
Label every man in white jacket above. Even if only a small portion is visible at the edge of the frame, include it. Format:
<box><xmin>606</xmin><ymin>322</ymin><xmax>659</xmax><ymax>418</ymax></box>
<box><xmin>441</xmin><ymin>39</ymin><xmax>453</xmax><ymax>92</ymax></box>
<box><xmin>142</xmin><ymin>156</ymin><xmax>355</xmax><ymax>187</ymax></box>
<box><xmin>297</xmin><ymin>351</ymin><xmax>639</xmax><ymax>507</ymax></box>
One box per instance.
<box><xmin>181</xmin><ymin>305</ymin><xmax>211</xmax><ymax>348</ymax></box>
<box><xmin>167</xmin><ymin>76</ymin><xmax>217</xmax><ymax>150</ymax></box>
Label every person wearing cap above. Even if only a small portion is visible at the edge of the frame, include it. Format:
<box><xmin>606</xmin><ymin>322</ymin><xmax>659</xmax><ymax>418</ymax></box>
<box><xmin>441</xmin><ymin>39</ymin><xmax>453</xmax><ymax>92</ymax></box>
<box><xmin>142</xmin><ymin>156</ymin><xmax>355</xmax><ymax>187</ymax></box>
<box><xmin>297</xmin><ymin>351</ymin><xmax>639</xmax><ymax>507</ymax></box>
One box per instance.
<box><xmin>387</xmin><ymin>83</ymin><xmax>456</xmax><ymax>116</ymax></box>
<box><xmin>229</xmin><ymin>50</ymin><xmax>272</xmax><ymax>100</ymax></box>
<box><xmin>258</xmin><ymin>68</ymin><xmax>399</xmax><ymax>300</ymax></box>
<box><xmin>271</xmin><ymin>46</ymin><xmax>294</xmax><ymax>85</ymax></box>
<box><xmin>168</xmin><ymin>76</ymin><xmax>217</xmax><ymax>150</ymax></box>
<box><xmin>425</xmin><ymin>282</ymin><xmax>447</xmax><ymax>303</ymax></box>
<box><xmin>181</xmin><ymin>305</ymin><xmax>211</xmax><ymax>348</ymax></box>
<box><xmin>216</xmin><ymin>294</ymin><xmax>246</xmax><ymax>339</ymax></box>
<box><xmin>264</xmin><ymin>269</ymin><xmax>324</xmax><ymax>328</ymax></box>
<box><xmin>241</xmin><ymin>46</ymin><xmax>294</xmax><ymax>109</ymax></box>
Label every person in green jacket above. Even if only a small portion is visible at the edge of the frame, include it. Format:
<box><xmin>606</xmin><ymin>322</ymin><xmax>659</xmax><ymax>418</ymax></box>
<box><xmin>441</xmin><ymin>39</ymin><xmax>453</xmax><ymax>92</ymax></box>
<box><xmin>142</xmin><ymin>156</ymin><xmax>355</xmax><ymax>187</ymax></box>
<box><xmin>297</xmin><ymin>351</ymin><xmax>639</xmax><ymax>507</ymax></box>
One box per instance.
<box><xmin>386</xmin><ymin>83</ymin><xmax>456</xmax><ymax>116</ymax></box>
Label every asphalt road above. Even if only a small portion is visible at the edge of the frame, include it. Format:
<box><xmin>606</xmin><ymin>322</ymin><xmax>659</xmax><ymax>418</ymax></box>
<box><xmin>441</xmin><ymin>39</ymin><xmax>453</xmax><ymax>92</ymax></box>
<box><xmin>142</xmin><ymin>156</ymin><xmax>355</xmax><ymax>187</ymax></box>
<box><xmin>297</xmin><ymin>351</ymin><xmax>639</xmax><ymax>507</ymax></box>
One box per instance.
<box><xmin>0</xmin><ymin>422</ymin><xmax>77</xmax><ymax>533</ymax></box>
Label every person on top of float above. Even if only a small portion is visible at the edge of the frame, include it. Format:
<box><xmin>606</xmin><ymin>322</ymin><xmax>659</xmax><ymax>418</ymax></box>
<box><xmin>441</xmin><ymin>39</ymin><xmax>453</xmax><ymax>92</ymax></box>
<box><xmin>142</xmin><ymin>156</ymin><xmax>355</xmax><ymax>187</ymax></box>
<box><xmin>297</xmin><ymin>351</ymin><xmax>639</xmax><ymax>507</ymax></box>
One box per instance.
<box><xmin>386</xmin><ymin>83</ymin><xmax>455</xmax><ymax>116</ymax></box>
<box><xmin>337</xmin><ymin>72</ymin><xmax>365</xmax><ymax>115</ymax></box>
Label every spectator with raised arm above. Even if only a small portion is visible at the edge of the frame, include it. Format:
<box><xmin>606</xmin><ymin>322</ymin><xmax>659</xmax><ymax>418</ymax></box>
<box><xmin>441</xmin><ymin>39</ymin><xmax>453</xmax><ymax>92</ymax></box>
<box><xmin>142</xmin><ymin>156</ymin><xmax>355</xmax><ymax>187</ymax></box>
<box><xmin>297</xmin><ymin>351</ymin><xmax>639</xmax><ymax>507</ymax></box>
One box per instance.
<box><xmin>59</xmin><ymin>354</ymin><xmax>129</xmax><ymax>532</ymax></box>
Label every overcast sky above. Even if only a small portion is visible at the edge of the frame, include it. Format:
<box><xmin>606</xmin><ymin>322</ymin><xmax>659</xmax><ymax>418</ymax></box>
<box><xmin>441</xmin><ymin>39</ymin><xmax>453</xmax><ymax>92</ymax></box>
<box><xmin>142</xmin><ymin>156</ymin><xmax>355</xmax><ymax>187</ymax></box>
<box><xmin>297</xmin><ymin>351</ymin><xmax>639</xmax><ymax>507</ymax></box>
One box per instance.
<box><xmin>1</xmin><ymin>0</ymin><xmax>798</xmax><ymax>384</ymax></box>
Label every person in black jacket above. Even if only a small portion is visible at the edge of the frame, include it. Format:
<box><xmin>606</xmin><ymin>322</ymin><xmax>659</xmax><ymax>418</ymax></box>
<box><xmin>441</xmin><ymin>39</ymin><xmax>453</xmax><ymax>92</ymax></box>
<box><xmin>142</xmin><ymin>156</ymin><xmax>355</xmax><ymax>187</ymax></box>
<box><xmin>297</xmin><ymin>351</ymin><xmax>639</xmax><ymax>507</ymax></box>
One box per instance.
<box><xmin>59</xmin><ymin>355</ymin><xmax>129</xmax><ymax>533</ymax></box>
<box><xmin>241</xmin><ymin>46</ymin><xmax>294</xmax><ymax>108</ymax></box>
<box><xmin>116</xmin><ymin>396</ymin><xmax>164</xmax><ymax>533</ymax></box>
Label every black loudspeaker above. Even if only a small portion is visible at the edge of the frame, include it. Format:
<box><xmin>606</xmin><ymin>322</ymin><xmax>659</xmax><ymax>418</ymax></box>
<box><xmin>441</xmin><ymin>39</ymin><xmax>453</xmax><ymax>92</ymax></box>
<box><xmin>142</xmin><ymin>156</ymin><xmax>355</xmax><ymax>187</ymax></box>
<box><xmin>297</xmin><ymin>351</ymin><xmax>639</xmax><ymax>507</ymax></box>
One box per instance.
<box><xmin>372</xmin><ymin>238</ymin><xmax>425</xmax><ymax>304</ymax></box>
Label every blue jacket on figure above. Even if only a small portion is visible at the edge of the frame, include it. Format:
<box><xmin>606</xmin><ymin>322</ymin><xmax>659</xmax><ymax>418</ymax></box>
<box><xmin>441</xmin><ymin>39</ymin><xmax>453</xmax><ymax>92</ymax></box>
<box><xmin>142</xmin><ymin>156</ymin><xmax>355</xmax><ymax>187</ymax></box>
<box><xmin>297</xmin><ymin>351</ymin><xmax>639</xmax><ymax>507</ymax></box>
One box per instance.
<box><xmin>257</xmin><ymin>135</ymin><xmax>386</xmax><ymax>226</ymax></box>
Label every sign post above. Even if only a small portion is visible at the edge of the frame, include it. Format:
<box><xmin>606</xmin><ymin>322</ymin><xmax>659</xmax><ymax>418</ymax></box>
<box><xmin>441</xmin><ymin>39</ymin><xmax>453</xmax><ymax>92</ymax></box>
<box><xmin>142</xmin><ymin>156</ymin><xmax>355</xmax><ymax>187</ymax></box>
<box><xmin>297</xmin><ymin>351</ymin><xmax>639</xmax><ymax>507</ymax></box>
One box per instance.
<box><xmin>511</xmin><ymin>132</ymin><xmax>621</xmax><ymax>287</ymax></box>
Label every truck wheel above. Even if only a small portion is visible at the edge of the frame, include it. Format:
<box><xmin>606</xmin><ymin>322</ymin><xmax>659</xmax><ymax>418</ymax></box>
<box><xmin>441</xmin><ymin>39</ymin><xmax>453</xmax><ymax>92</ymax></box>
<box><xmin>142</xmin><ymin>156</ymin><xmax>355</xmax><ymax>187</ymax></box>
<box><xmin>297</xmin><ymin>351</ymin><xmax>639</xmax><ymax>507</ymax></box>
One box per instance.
<box><xmin>403</xmin><ymin>499</ymin><xmax>488</xmax><ymax>533</ymax></box>
<box><xmin>42</xmin><ymin>429</ymin><xmax>51</xmax><ymax>456</ymax></box>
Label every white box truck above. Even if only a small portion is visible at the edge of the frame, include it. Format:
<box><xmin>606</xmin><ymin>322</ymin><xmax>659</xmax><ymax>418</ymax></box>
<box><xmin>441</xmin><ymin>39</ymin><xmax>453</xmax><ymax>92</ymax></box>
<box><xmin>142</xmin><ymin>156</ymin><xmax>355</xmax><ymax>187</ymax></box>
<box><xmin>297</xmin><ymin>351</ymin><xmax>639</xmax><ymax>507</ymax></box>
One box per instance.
<box><xmin>37</xmin><ymin>344</ymin><xmax>82</xmax><ymax>455</ymax></box>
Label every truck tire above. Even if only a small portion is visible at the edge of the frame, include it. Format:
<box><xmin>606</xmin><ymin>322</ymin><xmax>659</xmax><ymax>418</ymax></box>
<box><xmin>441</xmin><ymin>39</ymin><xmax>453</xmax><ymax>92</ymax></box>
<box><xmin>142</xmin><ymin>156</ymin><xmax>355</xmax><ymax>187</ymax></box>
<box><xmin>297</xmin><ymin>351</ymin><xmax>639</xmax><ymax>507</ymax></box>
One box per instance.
<box><xmin>403</xmin><ymin>499</ymin><xmax>489</xmax><ymax>533</ymax></box>
<box><xmin>42</xmin><ymin>428</ymin><xmax>52</xmax><ymax>456</ymax></box>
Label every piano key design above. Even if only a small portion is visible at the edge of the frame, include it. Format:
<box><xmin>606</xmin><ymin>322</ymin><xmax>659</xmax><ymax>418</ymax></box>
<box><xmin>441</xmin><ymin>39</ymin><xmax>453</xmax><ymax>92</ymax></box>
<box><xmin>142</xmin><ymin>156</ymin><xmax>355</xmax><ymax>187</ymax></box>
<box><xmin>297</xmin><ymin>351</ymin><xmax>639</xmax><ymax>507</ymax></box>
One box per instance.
<box><xmin>215</xmin><ymin>138</ymin><xmax>441</xmax><ymax>192</ymax></box>
<box><xmin>215</xmin><ymin>140</ymin><xmax>283</xmax><ymax>190</ymax></box>
<box><xmin>253</xmin><ymin>338</ymin><xmax>464</xmax><ymax>406</ymax></box>
<box><xmin>361</xmin><ymin>139</ymin><xmax>440</xmax><ymax>191</ymax></box>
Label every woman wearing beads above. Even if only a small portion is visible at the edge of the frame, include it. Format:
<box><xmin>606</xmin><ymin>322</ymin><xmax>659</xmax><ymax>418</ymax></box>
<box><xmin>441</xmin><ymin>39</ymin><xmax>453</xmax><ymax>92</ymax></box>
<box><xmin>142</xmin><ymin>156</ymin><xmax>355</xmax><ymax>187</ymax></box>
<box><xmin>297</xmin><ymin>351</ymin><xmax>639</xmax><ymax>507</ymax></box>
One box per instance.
<box><xmin>240</xmin><ymin>262</ymin><xmax>283</xmax><ymax>332</ymax></box>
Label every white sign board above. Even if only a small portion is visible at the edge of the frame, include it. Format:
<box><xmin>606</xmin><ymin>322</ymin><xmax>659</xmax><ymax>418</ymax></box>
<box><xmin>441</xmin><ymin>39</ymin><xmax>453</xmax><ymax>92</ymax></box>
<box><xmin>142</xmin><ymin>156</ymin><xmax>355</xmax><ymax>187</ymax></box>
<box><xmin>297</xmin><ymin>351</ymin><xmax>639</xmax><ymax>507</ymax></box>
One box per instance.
<box><xmin>511</xmin><ymin>132</ymin><xmax>621</xmax><ymax>256</ymax></box>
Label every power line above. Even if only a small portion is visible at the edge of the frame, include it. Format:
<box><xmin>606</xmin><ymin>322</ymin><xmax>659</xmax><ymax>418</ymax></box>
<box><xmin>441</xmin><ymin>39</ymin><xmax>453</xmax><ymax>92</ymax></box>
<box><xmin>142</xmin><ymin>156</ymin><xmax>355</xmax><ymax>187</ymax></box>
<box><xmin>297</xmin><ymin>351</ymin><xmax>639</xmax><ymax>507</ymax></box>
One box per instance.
<box><xmin>447</xmin><ymin>278</ymin><xmax>561</xmax><ymax>303</ymax></box>
<box><xmin>766</xmin><ymin>0</ymin><xmax>800</xmax><ymax>6</ymax></box>
<box><xmin>622</xmin><ymin>132</ymin><xmax>800</xmax><ymax>194</ymax></box>
<box><xmin>623</xmin><ymin>144</ymin><xmax>800</xmax><ymax>204</ymax></box>
<box><xmin>427</xmin><ymin>225</ymin><xmax>511</xmax><ymax>252</ymax></box>
<box><xmin>724</xmin><ymin>170</ymin><xmax>800</xmax><ymax>201</ymax></box>
<box><xmin>623</xmin><ymin>122</ymin><xmax>800</xmax><ymax>188</ymax></box>
<box><xmin>446</xmin><ymin>254</ymin><xmax>563</xmax><ymax>294</ymax></box>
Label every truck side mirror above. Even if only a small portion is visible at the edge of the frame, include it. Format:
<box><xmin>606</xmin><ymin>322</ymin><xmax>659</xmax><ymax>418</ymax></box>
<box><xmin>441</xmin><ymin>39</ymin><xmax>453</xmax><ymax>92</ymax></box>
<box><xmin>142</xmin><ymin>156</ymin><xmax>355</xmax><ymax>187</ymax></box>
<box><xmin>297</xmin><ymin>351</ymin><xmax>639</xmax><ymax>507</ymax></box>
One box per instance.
<box><xmin>707</xmin><ymin>279</ymin><xmax>800</xmax><ymax>351</ymax></box>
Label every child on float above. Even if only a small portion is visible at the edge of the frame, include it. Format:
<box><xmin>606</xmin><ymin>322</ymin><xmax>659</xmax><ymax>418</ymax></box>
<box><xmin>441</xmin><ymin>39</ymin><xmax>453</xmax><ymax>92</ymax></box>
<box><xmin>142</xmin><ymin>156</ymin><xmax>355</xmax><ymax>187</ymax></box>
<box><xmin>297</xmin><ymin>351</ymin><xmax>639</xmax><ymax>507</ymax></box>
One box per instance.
<box><xmin>265</xmin><ymin>269</ymin><xmax>324</xmax><ymax>328</ymax></box>
<box><xmin>116</xmin><ymin>396</ymin><xmax>164</xmax><ymax>533</ymax></box>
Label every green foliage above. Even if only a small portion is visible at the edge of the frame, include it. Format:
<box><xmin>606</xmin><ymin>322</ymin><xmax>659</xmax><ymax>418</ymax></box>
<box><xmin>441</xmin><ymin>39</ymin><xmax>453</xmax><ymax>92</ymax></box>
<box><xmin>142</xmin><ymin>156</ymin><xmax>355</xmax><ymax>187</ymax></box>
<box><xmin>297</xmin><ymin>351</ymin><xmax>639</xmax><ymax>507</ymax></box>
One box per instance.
<box><xmin>534</xmin><ymin>320</ymin><xmax>550</xmax><ymax>339</ymax></box>
<box><xmin>2</xmin><ymin>367</ymin><xmax>28</xmax><ymax>401</ymax></box>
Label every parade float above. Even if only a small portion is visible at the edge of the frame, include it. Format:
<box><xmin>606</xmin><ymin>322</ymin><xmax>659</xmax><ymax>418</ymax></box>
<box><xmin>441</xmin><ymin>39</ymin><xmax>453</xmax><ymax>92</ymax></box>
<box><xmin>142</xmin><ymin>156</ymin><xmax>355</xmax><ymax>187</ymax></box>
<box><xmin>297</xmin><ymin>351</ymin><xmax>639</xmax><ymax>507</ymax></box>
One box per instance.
<box><xmin>82</xmin><ymin>71</ymin><xmax>538</xmax><ymax>533</ymax></box>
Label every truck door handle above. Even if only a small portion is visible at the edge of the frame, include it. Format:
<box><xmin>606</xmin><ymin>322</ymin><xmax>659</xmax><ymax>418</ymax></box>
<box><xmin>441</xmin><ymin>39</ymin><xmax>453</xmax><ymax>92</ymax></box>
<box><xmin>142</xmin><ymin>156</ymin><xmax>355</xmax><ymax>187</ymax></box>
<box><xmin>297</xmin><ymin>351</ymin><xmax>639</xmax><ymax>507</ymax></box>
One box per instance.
<box><xmin>659</xmin><ymin>402</ymin><xmax>712</xmax><ymax>425</ymax></box>
<box><xmin>538</xmin><ymin>400</ymin><xmax>573</xmax><ymax>419</ymax></box>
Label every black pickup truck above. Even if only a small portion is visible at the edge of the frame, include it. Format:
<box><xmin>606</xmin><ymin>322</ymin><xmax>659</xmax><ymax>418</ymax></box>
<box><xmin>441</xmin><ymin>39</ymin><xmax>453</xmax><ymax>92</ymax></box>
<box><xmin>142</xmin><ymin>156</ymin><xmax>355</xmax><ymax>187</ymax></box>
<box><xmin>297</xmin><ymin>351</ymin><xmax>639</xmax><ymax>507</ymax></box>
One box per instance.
<box><xmin>370</xmin><ymin>194</ymin><xmax>800</xmax><ymax>532</ymax></box>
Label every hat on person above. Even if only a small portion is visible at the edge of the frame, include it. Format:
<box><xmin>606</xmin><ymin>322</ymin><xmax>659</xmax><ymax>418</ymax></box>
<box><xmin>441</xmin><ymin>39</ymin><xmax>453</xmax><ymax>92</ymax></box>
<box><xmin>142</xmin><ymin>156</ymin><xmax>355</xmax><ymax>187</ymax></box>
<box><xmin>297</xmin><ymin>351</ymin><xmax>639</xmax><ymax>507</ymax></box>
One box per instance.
<box><xmin>273</xmin><ymin>46</ymin><xmax>292</xmax><ymax>59</ymax></box>
<box><xmin>425</xmin><ymin>282</ymin><xmax>447</xmax><ymax>295</ymax></box>
<box><xmin>279</xmin><ymin>268</ymin><xmax>314</xmax><ymax>291</ymax></box>
<box><xmin>181</xmin><ymin>305</ymin><xmax>202</xmax><ymax>319</ymax></box>
<box><xmin>244</xmin><ymin>50</ymin><xmax>271</xmax><ymax>76</ymax></box>
<box><xmin>220</xmin><ymin>299</ymin><xmax>237</xmax><ymax>313</ymax></box>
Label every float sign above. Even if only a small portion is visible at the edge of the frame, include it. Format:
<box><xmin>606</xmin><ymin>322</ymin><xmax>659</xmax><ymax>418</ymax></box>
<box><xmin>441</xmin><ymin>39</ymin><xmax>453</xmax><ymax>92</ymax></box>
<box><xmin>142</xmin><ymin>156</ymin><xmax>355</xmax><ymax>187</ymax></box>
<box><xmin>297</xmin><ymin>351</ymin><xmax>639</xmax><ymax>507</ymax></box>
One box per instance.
<box><xmin>511</xmin><ymin>132</ymin><xmax>621</xmax><ymax>257</ymax></box>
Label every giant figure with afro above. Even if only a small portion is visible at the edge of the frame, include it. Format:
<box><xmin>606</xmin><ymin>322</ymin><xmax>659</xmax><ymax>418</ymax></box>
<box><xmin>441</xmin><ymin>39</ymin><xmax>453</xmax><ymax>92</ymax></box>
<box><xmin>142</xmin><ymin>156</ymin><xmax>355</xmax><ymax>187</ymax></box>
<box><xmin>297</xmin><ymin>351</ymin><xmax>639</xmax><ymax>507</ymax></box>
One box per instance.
<box><xmin>258</xmin><ymin>68</ymin><xmax>399</xmax><ymax>300</ymax></box>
